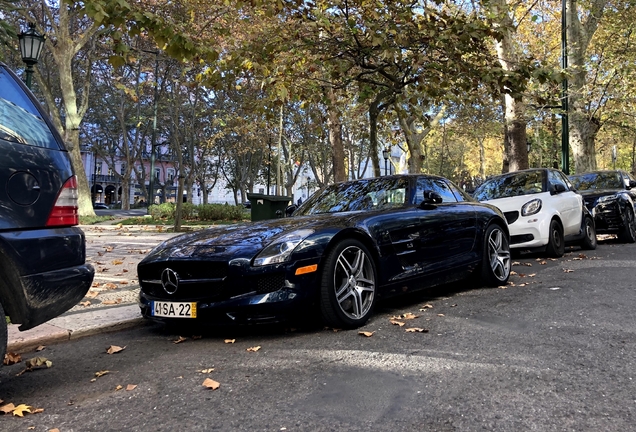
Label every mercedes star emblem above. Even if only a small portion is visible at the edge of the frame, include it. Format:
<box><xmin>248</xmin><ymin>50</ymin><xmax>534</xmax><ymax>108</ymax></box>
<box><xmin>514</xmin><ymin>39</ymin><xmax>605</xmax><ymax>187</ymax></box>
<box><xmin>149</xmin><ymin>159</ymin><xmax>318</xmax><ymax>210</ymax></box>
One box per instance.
<box><xmin>161</xmin><ymin>268</ymin><xmax>179</xmax><ymax>294</ymax></box>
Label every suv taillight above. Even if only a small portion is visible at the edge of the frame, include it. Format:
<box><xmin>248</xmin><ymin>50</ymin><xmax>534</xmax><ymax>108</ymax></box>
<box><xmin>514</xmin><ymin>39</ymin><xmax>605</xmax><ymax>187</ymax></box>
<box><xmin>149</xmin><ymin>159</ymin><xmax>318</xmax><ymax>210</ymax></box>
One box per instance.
<box><xmin>46</xmin><ymin>176</ymin><xmax>79</xmax><ymax>226</ymax></box>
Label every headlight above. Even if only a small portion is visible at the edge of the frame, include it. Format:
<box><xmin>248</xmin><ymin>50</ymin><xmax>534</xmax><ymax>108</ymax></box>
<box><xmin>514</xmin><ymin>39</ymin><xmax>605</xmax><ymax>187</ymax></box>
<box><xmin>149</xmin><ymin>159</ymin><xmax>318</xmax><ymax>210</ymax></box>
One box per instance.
<box><xmin>521</xmin><ymin>198</ymin><xmax>542</xmax><ymax>216</ymax></box>
<box><xmin>253</xmin><ymin>229</ymin><xmax>314</xmax><ymax>266</ymax></box>
<box><xmin>598</xmin><ymin>194</ymin><xmax>618</xmax><ymax>203</ymax></box>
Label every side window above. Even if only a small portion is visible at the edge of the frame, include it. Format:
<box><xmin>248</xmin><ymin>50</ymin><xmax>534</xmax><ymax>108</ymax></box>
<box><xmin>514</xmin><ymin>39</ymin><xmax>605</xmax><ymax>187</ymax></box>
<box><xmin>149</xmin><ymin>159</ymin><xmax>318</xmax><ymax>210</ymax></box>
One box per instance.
<box><xmin>548</xmin><ymin>170</ymin><xmax>569</xmax><ymax>191</ymax></box>
<box><xmin>0</xmin><ymin>67</ymin><xmax>60</xmax><ymax>149</ymax></box>
<box><xmin>446</xmin><ymin>180</ymin><xmax>472</xmax><ymax>202</ymax></box>
<box><xmin>416</xmin><ymin>177</ymin><xmax>458</xmax><ymax>204</ymax></box>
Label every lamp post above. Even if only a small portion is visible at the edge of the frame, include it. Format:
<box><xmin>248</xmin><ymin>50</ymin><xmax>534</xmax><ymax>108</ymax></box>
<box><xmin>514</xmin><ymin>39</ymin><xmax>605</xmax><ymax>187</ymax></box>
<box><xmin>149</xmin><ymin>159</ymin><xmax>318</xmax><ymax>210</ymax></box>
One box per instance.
<box><xmin>18</xmin><ymin>23</ymin><xmax>46</xmax><ymax>89</ymax></box>
<box><xmin>382</xmin><ymin>147</ymin><xmax>390</xmax><ymax>176</ymax></box>
<box><xmin>561</xmin><ymin>0</ymin><xmax>570</xmax><ymax>174</ymax></box>
<box><xmin>527</xmin><ymin>141</ymin><xmax>532</xmax><ymax>168</ymax></box>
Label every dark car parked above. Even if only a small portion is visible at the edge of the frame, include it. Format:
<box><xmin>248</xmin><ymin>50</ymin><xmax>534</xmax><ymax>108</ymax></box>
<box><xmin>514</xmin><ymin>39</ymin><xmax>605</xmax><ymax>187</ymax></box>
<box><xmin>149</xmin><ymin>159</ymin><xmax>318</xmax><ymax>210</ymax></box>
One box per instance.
<box><xmin>0</xmin><ymin>63</ymin><xmax>94</xmax><ymax>359</ymax></box>
<box><xmin>138</xmin><ymin>175</ymin><xmax>511</xmax><ymax>329</ymax></box>
<box><xmin>569</xmin><ymin>170</ymin><xmax>636</xmax><ymax>242</ymax></box>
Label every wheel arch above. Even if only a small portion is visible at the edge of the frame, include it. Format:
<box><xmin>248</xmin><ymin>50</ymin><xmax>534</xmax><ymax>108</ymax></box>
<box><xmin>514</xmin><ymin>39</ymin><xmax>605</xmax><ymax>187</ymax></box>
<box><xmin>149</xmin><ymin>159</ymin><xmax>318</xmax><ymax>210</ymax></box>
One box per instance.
<box><xmin>321</xmin><ymin>228</ymin><xmax>381</xmax><ymax>277</ymax></box>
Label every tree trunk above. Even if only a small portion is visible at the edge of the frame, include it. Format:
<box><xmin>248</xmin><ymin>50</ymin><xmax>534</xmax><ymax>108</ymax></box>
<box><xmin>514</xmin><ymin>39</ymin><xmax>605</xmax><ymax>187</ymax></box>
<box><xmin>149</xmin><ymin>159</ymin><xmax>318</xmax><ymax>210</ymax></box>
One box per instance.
<box><xmin>566</xmin><ymin>0</ymin><xmax>608</xmax><ymax>173</ymax></box>
<box><xmin>326</xmin><ymin>89</ymin><xmax>346</xmax><ymax>183</ymax></box>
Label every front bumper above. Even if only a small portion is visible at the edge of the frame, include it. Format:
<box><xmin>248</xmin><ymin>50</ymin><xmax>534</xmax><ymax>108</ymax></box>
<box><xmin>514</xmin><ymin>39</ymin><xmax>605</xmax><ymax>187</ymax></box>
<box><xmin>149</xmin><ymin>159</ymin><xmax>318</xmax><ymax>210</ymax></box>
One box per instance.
<box><xmin>508</xmin><ymin>215</ymin><xmax>550</xmax><ymax>249</ymax></box>
<box><xmin>591</xmin><ymin>201</ymin><xmax>624</xmax><ymax>233</ymax></box>
<box><xmin>138</xmin><ymin>258</ymin><xmax>322</xmax><ymax>325</ymax></box>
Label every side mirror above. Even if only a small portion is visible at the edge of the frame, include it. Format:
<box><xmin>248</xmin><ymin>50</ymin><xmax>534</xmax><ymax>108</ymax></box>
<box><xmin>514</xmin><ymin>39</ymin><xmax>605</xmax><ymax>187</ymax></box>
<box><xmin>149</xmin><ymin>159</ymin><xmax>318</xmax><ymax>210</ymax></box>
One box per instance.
<box><xmin>284</xmin><ymin>204</ymin><xmax>297</xmax><ymax>217</ymax></box>
<box><xmin>629</xmin><ymin>180</ymin><xmax>636</xmax><ymax>189</ymax></box>
<box><xmin>550</xmin><ymin>183</ymin><xmax>566</xmax><ymax>195</ymax></box>
<box><xmin>422</xmin><ymin>190</ymin><xmax>443</xmax><ymax>205</ymax></box>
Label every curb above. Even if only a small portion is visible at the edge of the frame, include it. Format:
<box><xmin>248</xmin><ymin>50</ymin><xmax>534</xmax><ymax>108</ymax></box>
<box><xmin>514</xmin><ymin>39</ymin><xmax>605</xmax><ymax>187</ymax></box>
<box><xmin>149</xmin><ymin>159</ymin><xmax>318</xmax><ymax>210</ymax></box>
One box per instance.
<box><xmin>7</xmin><ymin>304</ymin><xmax>144</xmax><ymax>354</ymax></box>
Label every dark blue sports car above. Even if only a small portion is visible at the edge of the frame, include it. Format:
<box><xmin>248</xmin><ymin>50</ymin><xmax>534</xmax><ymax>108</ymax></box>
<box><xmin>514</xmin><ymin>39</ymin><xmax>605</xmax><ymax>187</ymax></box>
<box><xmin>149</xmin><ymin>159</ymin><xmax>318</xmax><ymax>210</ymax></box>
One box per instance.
<box><xmin>138</xmin><ymin>175</ymin><xmax>511</xmax><ymax>329</ymax></box>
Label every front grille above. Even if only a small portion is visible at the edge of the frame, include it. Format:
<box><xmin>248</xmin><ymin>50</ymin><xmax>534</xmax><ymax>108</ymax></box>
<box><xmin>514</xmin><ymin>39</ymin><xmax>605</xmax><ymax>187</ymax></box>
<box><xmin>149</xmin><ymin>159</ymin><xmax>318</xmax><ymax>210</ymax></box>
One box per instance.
<box><xmin>139</xmin><ymin>261</ymin><xmax>286</xmax><ymax>302</ymax></box>
<box><xmin>504</xmin><ymin>211</ymin><xmax>519</xmax><ymax>225</ymax></box>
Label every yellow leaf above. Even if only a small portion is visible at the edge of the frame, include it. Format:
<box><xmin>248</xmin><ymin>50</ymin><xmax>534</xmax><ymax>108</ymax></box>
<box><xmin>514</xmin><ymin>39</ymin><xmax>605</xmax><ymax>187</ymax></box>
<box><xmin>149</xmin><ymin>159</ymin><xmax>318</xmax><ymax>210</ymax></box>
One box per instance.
<box><xmin>12</xmin><ymin>404</ymin><xmax>32</xmax><ymax>417</ymax></box>
<box><xmin>246</xmin><ymin>346</ymin><xmax>261</xmax><ymax>352</ymax></box>
<box><xmin>106</xmin><ymin>345</ymin><xmax>125</xmax><ymax>354</ymax></box>
<box><xmin>200</xmin><ymin>368</ymin><xmax>214</xmax><ymax>373</ymax></box>
<box><xmin>202</xmin><ymin>378</ymin><xmax>220</xmax><ymax>390</ymax></box>
<box><xmin>95</xmin><ymin>370</ymin><xmax>110</xmax><ymax>377</ymax></box>
<box><xmin>112</xmin><ymin>259</ymin><xmax>124</xmax><ymax>265</ymax></box>
<box><xmin>358</xmin><ymin>331</ymin><xmax>374</xmax><ymax>337</ymax></box>
<box><xmin>115</xmin><ymin>385</ymin><xmax>123</xmax><ymax>391</ymax></box>
<box><xmin>224</xmin><ymin>339</ymin><xmax>235</xmax><ymax>344</ymax></box>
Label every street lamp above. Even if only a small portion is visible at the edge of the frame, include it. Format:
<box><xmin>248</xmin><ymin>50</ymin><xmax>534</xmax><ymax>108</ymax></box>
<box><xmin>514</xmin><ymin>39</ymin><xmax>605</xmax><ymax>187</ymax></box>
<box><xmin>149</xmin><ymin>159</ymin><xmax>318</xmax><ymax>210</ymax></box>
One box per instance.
<box><xmin>18</xmin><ymin>23</ymin><xmax>46</xmax><ymax>89</ymax></box>
<box><xmin>382</xmin><ymin>147</ymin><xmax>390</xmax><ymax>176</ymax></box>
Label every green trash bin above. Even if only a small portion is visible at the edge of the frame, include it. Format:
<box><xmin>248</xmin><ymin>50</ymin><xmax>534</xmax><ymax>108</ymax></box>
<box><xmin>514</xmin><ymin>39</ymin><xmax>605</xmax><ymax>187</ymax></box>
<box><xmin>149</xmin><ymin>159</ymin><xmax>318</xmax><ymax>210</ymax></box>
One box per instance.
<box><xmin>247</xmin><ymin>193</ymin><xmax>293</xmax><ymax>221</ymax></box>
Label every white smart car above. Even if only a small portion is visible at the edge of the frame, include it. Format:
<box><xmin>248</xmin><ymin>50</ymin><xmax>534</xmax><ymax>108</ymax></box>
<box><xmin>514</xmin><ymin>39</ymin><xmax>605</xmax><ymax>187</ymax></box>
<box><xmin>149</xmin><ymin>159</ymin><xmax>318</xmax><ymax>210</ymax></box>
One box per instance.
<box><xmin>473</xmin><ymin>168</ymin><xmax>596</xmax><ymax>257</ymax></box>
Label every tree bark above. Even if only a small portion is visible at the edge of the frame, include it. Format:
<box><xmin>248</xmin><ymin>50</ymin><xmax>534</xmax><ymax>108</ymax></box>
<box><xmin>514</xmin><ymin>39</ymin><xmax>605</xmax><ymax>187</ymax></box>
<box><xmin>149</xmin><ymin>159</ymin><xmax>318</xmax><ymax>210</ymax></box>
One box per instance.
<box><xmin>327</xmin><ymin>88</ymin><xmax>346</xmax><ymax>183</ymax></box>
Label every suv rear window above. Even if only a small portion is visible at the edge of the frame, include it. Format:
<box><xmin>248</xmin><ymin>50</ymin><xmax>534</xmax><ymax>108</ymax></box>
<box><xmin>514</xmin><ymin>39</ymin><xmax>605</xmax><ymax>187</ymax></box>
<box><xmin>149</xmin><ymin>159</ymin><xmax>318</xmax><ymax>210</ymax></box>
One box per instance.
<box><xmin>0</xmin><ymin>67</ymin><xmax>60</xmax><ymax>149</ymax></box>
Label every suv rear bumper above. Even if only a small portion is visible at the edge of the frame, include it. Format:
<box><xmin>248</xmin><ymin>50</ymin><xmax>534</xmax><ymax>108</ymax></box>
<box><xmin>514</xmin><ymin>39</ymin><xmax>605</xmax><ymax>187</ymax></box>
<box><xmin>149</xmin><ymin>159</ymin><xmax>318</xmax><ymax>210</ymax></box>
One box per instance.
<box><xmin>0</xmin><ymin>227</ymin><xmax>95</xmax><ymax>330</ymax></box>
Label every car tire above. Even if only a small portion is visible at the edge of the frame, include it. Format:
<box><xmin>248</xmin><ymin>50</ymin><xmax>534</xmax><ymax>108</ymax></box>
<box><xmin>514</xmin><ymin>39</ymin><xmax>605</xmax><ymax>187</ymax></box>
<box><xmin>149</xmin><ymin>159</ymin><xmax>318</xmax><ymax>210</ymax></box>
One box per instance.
<box><xmin>481</xmin><ymin>224</ymin><xmax>511</xmax><ymax>287</ymax></box>
<box><xmin>0</xmin><ymin>302</ymin><xmax>7</xmax><ymax>363</ymax></box>
<box><xmin>580</xmin><ymin>216</ymin><xmax>597</xmax><ymax>250</ymax></box>
<box><xmin>320</xmin><ymin>239</ymin><xmax>377</xmax><ymax>329</ymax></box>
<box><xmin>618</xmin><ymin>207</ymin><xmax>636</xmax><ymax>243</ymax></box>
<box><xmin>545</xmin><ymin>219</ymin><xmax>565</xmax><ymax>258</ymax></box>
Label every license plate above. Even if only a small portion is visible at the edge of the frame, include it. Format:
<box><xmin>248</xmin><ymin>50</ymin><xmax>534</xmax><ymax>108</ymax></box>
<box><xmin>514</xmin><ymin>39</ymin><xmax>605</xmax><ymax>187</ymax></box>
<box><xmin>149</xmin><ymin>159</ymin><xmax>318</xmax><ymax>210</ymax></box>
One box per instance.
<box><xmin>151</xmin><ymin>301</ymin><xmax>197</xmax><ymax>318</ymax></box>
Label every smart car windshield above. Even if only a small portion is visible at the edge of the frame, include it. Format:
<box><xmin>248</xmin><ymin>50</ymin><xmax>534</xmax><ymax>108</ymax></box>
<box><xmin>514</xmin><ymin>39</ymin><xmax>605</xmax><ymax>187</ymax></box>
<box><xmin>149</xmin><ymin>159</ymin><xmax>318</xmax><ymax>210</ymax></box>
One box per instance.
<box><xmin>473</xmin><ymin>171</ymin><xmax>545</xmax><ymax>201</ymax></box>
<box><xmin>295</xmin><ymin>177</ymin><xmax>409</xmax><ymax>215</ymax></box>
<box><xmin>569</xmin><ymin>172</ymin><xmax>623</xmax><ymax>191</ymax></box>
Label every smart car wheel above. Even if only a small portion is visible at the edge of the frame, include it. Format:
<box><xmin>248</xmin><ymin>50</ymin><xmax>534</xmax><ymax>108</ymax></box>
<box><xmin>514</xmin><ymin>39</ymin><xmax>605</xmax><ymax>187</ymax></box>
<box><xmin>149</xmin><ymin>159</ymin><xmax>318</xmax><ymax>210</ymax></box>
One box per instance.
<box><xmin>618</xmin><ymin>207</ymin><xmax>636</xmax><ymax>243</ymax></box>
<box><xmin>580</xmin><ymin>216</ymin><xmax>597</xmax><ymax>250</ymax></box>
<box><xmin>481</xmin><ymin>224</ymin><xmax>511</xmax><ymax>287</ymax></box>
<box><xmin>320</xmin><ymin>239</ymin><xmax>377</xmax><ymax>329</ymax></box>
<box><xmin>545</xmin><ymin>219</ymin><xmax>565</xmax><ymax>258</ymax></box>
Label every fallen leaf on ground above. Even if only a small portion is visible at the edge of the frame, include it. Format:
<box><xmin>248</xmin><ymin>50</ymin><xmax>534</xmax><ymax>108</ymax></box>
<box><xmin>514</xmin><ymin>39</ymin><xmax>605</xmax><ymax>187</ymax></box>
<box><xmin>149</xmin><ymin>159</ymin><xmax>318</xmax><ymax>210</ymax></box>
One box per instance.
<box><xmin>115</xmin><ymin>385</ymin><xmax>123</xmax><ymax>391</ymax></box>
<box><xmin>126</xmin><ymin>384</ymin><xmax>137</xmax><ymax>391</ymax></box>
<box><xmin>528</xmin><ymin>274</ymin><xmax>536</xmax><ymax>277</ymax></box>
<box><xmin>119</xmin><ymin>281</ymin><xmax>128</xmax><ymax>285</ymax></box>
<box><xmin>450</xmin><ymin>304</ymin><xmax>457</xmax><ymax>307</ymax></box>
<box><xmin>402</xmin><ymin>312</ymin><xmax>418</xmax><ymax>320</ymax></box>
<box><xmin>101</xmin><ymin>299</ymin><xmax>122</xmax><ymax>305</ymax></box>
<box><xmin>246</xmin><ymin>346</ymin><xmax>261</xmax><ymax>352</ymax></box>
<box><xmin>16</xmin><ymin>357</ymin><xmax>52</xmax><ymax>375</ymax></box>
<box><xmin>85</xmin><ymin>291</ymin><xmax>99</xmax><ymax>299</ymax></box>
<box><xmin>539</xmin><ymin>260</ymin><xmax>547</xmax><ymax>265</ymax></box>
<box><xmin>524</xmin><ymin>263</ymin><xmax>532</xmax><ymax>267</ymax></box>
<box><xmin>0</xmin><ymin>403</ymin><xmax>15</xmax><ymax>414</ymax></box>
<box><xmin>202</xmin><ymin>378</ymin><xmax>220</xmax><ymax>390</ymax></box>
<box><xmin>420</xmin><ymin>304</ymin><xmax>433</xmax><ymax>309</ymax></box>
<box><xmin>95</xmin><ymin>370</ymin><xmax>110</xmax><ymax>377</ymax></box>
<box><xmin>224</xmin><ymin>339</ymin><xmax>236</xmax><ymax>344</ymax></box>
<box><xmin>405</xmin><ymin>328</ymin><xmax>428</xmax><ymax>333</ymax></box>
<box><xmin>358</xmin><ymin>331</ymin><xmax>374</xmax><ymax>337</ymax></box>
<box><xmin>578</xmin><ymin>253</ymin><xmax>587</xmax><ymax>259</ymax></box>
<box><xmin>200</xmin><ymin>368</ymin><xmax>214</xmax><ymax>374</ymax></box>
<box><xmin>80</xmin><ymin>301</ymin><xmax>91</xmax><ymax>307</ymax></box>
<box><xmin>512</xmin><ymin>261</ymin><xmax>521</xmax><ymax>266</ymax></box>
<box><xmin>31</xmin><ymin>408</ymin><xmax>44</xmax><ymax>414</ymax></box>
<box><xmin>12</xmin><ymin>404</ymin><xmax>31</xmax><ymax>417</ymax></box>
<box><xmin>102</xmin><ymin>283</ymin><xmax>118</xmax><ymax>290</ymax></box>
<box><xmin>50</xmin><ymin>429</ymin><xmax>60</xmax><ymax>432</ymax></box>
<box><xmin>510</xmin><ymin>271</ymin><xmax>517</xmax><ymax>275</ymax></box>
<box><xmin>390</xmin><ymin>320</ymin><xmax>405</xmax><ymax>327</ymax></box>
<box><xmin>173</xmin><ymin>336</ymin><xmax>187</xmax><ymax>344</ymax></box>
<box><xmin>104</xmin><ymin>246</ymin><xmax>114</xmax><ymax>252</ymax></box>
<box><xmin>563</xmin><ymin>269</ymin><xmax>574</xmax><ymax>273</ymax></box>
<box><xmin>437</xmin><ymin>314</ymin><xmax>445</xmax><ymax>317</ymax></box>
<box><xmin>111</xmin><ymin>259</ymin><xmax>124</xmax><ymax>265</ymax></box>
<box><xmin>91</xmin><ymin>282</ymin><xmax>100</xmax><ymax>287</ymax></box>
<box><xmin>106</xmin><ymin>345</ymin><xmax>125</xmax><ymax>354</ymax></box>
<box><xmin>4</xmin><ymin>352</ymin><xmax>22</xmax><ymax>365</ymax></box>
<box><xmin>123</xmin><ymin>269</ymin><xmax>129</xmax><ymax>273</ymax></box>
<box><xmin>498</xmin><ymin>285</ymin><xmax>507</xmax><ymax>289</ymax></box>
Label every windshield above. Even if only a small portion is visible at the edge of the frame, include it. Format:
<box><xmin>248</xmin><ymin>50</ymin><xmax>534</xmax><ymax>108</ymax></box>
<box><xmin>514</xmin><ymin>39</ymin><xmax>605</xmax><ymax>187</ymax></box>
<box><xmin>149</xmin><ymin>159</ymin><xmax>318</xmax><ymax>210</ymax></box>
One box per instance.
<box><xmin>294</xmin><ymin>177</ymin><xmax>409</xmax><ymax>215</ymax></box>
<box><xmin>473</xmin><ymin>171</ymin><xmax>545</xmax><ymax>201</ymax></box>
<box><xmin>569</xmin><ymin>172</ymin><xmax>623</xmax><ymax>191</ymax></box>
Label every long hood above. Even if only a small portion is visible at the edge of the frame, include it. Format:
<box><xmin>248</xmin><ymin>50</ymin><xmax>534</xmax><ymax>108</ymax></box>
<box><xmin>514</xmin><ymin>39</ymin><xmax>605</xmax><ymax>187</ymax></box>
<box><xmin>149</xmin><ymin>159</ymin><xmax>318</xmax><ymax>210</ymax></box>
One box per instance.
<box><xmin>578</xmin><ymin>189</ymin><xmax>621</xmax><ymax>200</ymax></box>
<box><xmin>142</xmin><ymin>213</ymin><xmax>352</xmax><ymax>262</ymax></box>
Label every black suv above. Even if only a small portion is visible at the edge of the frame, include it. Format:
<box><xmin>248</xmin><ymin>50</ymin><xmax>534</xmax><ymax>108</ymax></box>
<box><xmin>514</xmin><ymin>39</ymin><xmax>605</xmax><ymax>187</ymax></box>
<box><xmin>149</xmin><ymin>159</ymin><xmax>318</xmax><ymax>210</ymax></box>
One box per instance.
<box><xmin>0</xmin><ymin>63</ymin><xmax>94</xmax><ymax>359</ymax></box>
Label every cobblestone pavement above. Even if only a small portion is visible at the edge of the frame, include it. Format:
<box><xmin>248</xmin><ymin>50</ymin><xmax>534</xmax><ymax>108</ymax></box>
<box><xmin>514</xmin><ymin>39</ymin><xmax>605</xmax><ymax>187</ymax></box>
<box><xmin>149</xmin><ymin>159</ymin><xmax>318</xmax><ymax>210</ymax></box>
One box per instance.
<box><xmin>69</xmin><ymin>224</ymin><xmax>183</xmax><ymax>313</ymax></box>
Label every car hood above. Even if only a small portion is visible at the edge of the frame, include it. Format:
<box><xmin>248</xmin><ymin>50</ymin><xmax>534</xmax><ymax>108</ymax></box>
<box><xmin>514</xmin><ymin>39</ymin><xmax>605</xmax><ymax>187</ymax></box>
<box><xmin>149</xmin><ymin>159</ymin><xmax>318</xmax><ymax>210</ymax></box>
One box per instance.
<box><xmin>578</xmin><ymin>189</ymin><xmax>622</xmax><ymax>200</ymax></box>
<box><xmin>142</xmin><ymin>213</ymin><xmax>351</xmax><ymax>262</ymax></box>
<box><xmin>479</xmin><ymin>192</ymin><xmax>549</xmax><ymax>212</ymax></box>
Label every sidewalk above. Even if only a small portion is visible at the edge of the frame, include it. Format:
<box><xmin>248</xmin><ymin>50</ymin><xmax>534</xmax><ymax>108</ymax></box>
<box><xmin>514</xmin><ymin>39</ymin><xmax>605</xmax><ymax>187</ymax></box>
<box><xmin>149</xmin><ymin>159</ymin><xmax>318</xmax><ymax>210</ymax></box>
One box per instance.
<box><xmin>7</xmin><ymin>223</ymin><xmax>184</xmax><ymax>354</ymax></box>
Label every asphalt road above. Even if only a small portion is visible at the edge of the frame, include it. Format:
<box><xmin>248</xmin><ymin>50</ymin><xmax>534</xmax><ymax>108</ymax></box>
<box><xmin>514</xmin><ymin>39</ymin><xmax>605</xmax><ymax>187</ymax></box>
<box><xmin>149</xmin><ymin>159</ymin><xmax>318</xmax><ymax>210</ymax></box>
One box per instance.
<box><xmin>1</xmin><ymin>238</ymin><xmax>635</xmax><ymax>431</ymax></box>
